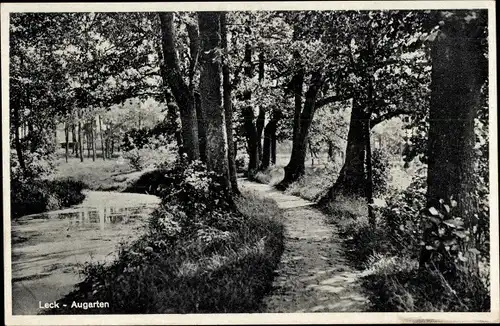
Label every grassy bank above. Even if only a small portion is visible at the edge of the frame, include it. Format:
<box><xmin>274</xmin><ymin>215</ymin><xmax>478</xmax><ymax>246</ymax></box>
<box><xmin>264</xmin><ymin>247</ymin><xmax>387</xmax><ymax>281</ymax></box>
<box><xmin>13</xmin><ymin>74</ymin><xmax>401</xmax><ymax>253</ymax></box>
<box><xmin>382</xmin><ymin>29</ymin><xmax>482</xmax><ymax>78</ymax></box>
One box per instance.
<box><xmin>50</xmin><ymin>156</ymin><xmax>139</xmax><ymax>191</ymax></box>
<box><xmin>44</xmin><ymin>161</ymin><xmax>285</xmax><ymax>314</ymax></box>
<box><xmin>254</xmin><ymin>164</ymin><xmax>339</xmax><ymax>202</ymax></box>
<box><xmin>322</xmin><ymin>188</ymin><xmax>490</xmax><ymax>312</ymax></box>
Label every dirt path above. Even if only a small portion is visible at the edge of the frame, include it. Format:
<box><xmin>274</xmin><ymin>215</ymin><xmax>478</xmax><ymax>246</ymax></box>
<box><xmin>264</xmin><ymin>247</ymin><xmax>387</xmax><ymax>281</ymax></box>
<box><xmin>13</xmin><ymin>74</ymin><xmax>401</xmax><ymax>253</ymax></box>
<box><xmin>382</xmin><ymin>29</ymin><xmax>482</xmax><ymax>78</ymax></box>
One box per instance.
<box><xmin>239</xmin><ymin>179</ymin><xmax>369</xmax><ymax>312</ymax></box>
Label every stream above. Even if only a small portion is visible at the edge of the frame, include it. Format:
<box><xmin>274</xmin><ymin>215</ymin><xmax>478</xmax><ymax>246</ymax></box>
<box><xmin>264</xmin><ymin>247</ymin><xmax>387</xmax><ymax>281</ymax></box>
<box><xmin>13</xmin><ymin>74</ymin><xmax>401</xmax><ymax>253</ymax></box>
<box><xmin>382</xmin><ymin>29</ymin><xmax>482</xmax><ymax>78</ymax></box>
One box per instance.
<box><xmin>11</xmin><ymin>190</ymin><xmax>160</xmax><ymax>315</ymax></box>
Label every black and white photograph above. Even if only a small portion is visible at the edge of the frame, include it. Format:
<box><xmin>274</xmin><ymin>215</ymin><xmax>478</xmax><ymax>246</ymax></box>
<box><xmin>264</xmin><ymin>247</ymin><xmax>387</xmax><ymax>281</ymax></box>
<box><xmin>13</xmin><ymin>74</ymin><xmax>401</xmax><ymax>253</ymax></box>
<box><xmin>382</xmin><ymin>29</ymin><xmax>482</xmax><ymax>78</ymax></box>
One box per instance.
<box><xmin>2</xmin><ymin>1</ymin><xmax>498</xmax><ymax>324</ymax></box>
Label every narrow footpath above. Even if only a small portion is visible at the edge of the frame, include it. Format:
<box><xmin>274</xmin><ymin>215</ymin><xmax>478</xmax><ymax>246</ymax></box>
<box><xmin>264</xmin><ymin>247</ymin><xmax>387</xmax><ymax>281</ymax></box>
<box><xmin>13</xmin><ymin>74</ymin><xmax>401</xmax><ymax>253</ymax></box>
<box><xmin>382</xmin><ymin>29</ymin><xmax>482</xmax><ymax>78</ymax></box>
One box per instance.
<box><xmin>239</xmin><ymin>179</ymin><xmax>370</xmax><ymax>312</ymax></box>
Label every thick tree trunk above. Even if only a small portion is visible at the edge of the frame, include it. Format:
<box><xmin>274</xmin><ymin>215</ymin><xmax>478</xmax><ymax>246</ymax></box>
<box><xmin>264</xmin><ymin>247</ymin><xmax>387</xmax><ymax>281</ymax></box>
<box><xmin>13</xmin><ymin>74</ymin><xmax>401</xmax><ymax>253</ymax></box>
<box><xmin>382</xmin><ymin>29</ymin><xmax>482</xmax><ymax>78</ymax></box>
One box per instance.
<box><xmin>279</xmin><ymin>71</ymin><xmax>322</xmax><ymax>188</ymax></box>
<box><xmin>221</xmin><ymin>12</ymin><xmax>239</xmax><ymax>194</ymax></box>
<box><xmin>318</xmin><ymin>100</ymin><xmax>367</xmax><ymax>203</ymax></box>
<box><xmin>159</xmin><ymin>12</ymin><xmax>199</xmax><ymax>160</ymax></box>
<box><xmin>198</xmin><ymin>12</ymin><xmax>230</xmax><ymax>189</ymax></box>
<box><xmin>419</xmin><ymin>17</ymin><xmax>486</xmax><ymax>268</ymax></box>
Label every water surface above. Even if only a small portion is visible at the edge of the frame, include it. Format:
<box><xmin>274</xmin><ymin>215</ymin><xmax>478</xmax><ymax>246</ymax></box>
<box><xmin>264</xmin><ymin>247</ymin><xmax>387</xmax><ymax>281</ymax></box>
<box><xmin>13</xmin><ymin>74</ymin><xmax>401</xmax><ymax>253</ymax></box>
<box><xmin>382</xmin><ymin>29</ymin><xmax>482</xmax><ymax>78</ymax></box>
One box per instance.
<box><xmin>11</xmin><ymin>191</ymin><xmax>160</xmax><ymax>315</ymax></box>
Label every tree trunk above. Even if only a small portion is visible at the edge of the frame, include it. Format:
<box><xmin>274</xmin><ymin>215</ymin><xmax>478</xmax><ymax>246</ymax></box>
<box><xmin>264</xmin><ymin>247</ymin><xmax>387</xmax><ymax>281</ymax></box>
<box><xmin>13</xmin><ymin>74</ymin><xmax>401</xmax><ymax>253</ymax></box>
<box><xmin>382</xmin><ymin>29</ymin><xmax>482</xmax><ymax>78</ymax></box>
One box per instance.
<box><xmin>319</xmin><ymin>100</ymin><xmax>367</xmax><ymax>203</ymax></box>
<box><xmin>256</xmin><ymin>108</ymin><xmax>265</xmax><ymax>162</ymax></box>
<box><xmin>261</xmin><ymin>126</ymin><xmax>272</xmax><ymax>170</ymax></box>
<box><xmin>240</xmin><ymin>42</ymin><xmax>261</xmax><ymax>178</ymax></box>
<box><xmin>195</xmin><ymin>92</ymin><xmax>207</xmax><ymax>162</ymax></box>
<box><xmin>279</xmin><ymin>71</ymin><xmax>322</xmax><ymax>188</ymax></box>
<box><xmin>242</xmin><ymin>106</ymin><xmax>260</xmax><ymax>178</ymax></box>
<box><xmin>260</xmin><ymin>109</ymin><xmax>281</xmax><ymax>170</ymax></box>
<box><xmin>167</xmin><ymin>102</ymin><xmax>184</xmax><ymax>156</ymax></box>
<box><xmin>86</xmin><ymin>124</ymin><xmax>91</xmax><ymax>158</ymax></box>
<box><xmin>271</xmin><ymin>131</ymin><xmax>277</xmax><ymax>165</ymax></box>
<box><xmin>159</xmin><ymin>12</ymin><xmax>200</xmax><ymax>160</ymax></box>
<box><xmin>64</xmin><ymin>122</ymin><xmax>69</xmax><ymax>163</ymax></box>
<box><xmin>366</xmin><ymin>78</ymin><xmax>375</xmax><ymax>227</ymax></box>
<box><xmin>12</xmin><ymin>99</ymin><xmax>26</xmax><ymax>176</ymax></box>
<box><xmin>256</xmin><ymin>52</ymin><xmax>266</xmax><ymax>161</ymax></box>
<box><xmin>198</xmin><ymin>11</ymin><xmax>230</xmax><ymax>190</ymax></box>
<box><xmin>365</xmin><ymin>116</ymin><xmax>375</xmax><ymax>227</ymax></box>
<box><xmin>98</xmin><ymin>116</ymin><xmax>105</xmax><ymax>161</ymax></box>
<box><xmin>72</xmin><ymin>124</ymin><xmax>77</xmax><ymax>155</ymax></box>
<box><xmin>91</xmin><ymin>120</ymin><xmax>96</xmax><ymax>162</ymax></box>
<box><xmin>328</xmin><ymin>140</ymin><xmax>334</xmax><ymax>161</ymax></box>
<box><xmin>78</xmin><ymin>121</ymin><xmax>84</xmax><ymax>162</ymax></box>
<box><xmin>419</xmin><ymin>16</ymin><xmax>486</xmax><ymax>268</ymax></box>
<box><xmin>221</xmin><ymin>12</ymin><xmax>239</xmax><ymax>194</ymax></box>
<box><xmin>107</xmin><ymin>122</ymin><xmax>113</xmax><ymax>159</ymax></box>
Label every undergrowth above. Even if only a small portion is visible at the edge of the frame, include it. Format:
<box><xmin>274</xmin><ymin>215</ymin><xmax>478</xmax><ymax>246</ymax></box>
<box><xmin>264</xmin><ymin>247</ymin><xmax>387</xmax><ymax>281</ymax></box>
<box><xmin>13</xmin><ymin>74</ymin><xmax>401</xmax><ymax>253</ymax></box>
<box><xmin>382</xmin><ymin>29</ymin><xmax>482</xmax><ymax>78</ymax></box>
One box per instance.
<box><xmin>43</xmin><ymin>159</ymin><xmax>284</xmax><ymax>314</ymax></box>
<box><xmin>11</xmin><ymin>177</ymin><xmax>87</xmax><ymax>218</ymax></box>
<box><xmin>323</xmin><ymin>176</ymin><xmax>490</xmax><ymax>312</ymax></box>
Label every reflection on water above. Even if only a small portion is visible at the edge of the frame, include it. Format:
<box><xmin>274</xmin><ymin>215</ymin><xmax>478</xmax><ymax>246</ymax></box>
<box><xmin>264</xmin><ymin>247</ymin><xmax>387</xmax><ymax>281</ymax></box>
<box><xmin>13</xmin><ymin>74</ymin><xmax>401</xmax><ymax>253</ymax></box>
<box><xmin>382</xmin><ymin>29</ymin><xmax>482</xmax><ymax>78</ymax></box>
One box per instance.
<box><xmin>11</xmin><ymin>191</ymin><xmax>161</xmax><ymax>315</ymax></box>
<box><xmin>16</xmin><ymin>204</ymin><xmax>157</xmax><ymax>231</ymax></box>
<box><xmin>62</xmin><ymin>205</ymin><xmax>153</xmax><ymax>231</ymax></box>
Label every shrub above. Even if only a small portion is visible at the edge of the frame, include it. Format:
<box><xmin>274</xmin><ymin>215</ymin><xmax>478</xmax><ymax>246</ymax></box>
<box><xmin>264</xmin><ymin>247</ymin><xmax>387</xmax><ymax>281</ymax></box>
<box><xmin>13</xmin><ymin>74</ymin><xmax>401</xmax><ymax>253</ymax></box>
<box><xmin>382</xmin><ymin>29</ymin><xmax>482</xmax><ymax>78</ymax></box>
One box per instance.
<box><xmin>47</xmin><ymin>178</ymin><xmax>87</xmax><ymax>207</ymax></box>
<box><xmin>375</xmin><ymin>173</ymin><xmax>427</xmax><ymax>257</ymax></box>
<box><xmin>235</xmin><ymin>153</ymin><xmax>248</xmax><ymax>173</ymax></box>
<box><xmin>11</xmin><ymin>177</ymin><xmax>86</xmax><ymax>218</ymax></box>
<box><xmin>46</xmin><ymin>160</ymin><xmax>284</xmax><ymax>314</ymax></box>
<box><xmin>123</xmin><ymin>139</ymin><xmax>178</xmax><ymax>172</ymax></box>
<box><xmin>362</xmin><ymin>259</ymin><xmax>490</xmax><ymax>312</ymax></box>
<box><xmin>372</xmin><ymin>148</ymin><xmax>390</xmax><ymax>196</ymax></box>
<box><xmin>286</xmin><ymin>163</ymin><xmax>340</xmax><ymax>202</ymax></box>
<box><xmin>254</xmin><ymin>166</ymin><xmax>284</xmax><ymax>186</ymax></box>
<box><xmin>326</xmin><ymin>168</ymin><xmax>490</xmax><ymax>312</ymax></box>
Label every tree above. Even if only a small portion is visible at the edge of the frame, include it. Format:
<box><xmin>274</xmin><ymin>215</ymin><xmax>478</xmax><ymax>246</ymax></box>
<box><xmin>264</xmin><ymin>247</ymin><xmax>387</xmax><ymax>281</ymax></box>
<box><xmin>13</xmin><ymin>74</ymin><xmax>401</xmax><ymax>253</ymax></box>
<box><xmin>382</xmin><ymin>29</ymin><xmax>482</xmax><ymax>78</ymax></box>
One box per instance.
<box><xmin>221</xmin><ymin>12</ymin><xmax>240</xmax><ymax>193</ymax></box>
<box><xmin>419</xmin><ymin>10</ymin><xmax>488</xmax><ymax>268</ymax></box>
<box><xmin>317</xmin><ymin>11</ymin><xmax>430</xmax><ymax>206</ymax></box>
<box><xmin>260</xmin><ymin>109</ymin><xmax>282</xmax><ymax>170</ymax></box>
<box><xmin>198</xmin><ymin>11</ymin><xmax>231</xmax><ymax>189</ymax></box>
<box><xmin>159</xmin><ymin>12</ymin><xmax>200</xmax><ymax>160</ymax></box>
<box><xmin>275</xmin><ymin>11</ymin><xmax>355</xmax><ymax>188</ymax></box>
